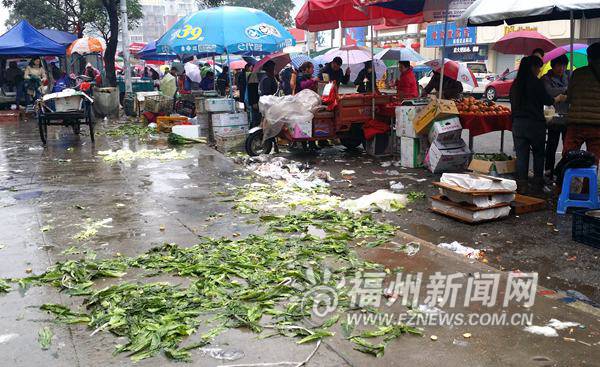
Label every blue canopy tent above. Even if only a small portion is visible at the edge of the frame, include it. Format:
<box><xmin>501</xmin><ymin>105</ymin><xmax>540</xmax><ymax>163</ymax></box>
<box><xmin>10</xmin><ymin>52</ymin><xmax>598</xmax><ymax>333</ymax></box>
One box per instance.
<box><xmin>0</xmin><ymin>20</ymin><xmax>66</xmax><ymax>56</ymax></box>
<box><xmin>138</xmin><ymin>40</ymin><xmax>177</xmax><ymax>61</ymax></box>
<box><xmin>38</xmin><ymin>29</ymin><xmax>77</xmax><ymax>47</ymax></box>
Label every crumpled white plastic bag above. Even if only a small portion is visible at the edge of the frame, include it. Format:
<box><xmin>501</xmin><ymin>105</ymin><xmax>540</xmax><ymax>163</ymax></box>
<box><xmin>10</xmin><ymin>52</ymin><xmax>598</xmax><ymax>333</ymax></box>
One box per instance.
<box><xmin>340</xmin><ymin>189</ymin><xmax>408</xmax><ymax>213</ymax></box>
<box><xmin>259</xmin><ymin>89</ymin><xmax>322</xmax><ymax>141</ymax></box>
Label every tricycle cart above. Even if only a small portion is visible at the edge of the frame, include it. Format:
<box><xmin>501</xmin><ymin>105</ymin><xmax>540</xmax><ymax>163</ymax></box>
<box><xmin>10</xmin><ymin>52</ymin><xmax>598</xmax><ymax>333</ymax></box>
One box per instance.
<box><xmin>37</xmin><ymin>90</ymin><xmax>95</xmax><ymax>144</ymax></box>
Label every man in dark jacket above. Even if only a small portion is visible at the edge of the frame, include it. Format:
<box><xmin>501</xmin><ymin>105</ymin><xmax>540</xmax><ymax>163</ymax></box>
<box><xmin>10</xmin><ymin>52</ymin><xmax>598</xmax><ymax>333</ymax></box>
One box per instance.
<box><xmin>542</xmin><ymin>54</ymin><xmax>569</xmax><ymax>176</ymax></box>
<box><xmin>319</xmin><ymin>57</ymin><xmax>350</xmax><ymax>85</ymax></box>
<box><xmin>563</xmin><ymin>42</ymin><xmax>600</xmax><ymax>164</ymax></box>
<box><xmin>354</xmin><ymin>61</ymin><xmax>376</xmax><ymax>93</ymax></box>
<box><xmin>259</xmin><ymin>60</ymin><xmax>278</xmax><ymax>96</ymax></box>
<box><xmin>5</xmin><ymin>61</ymin><xmax>24</xmax><ymax>106</ymax></box>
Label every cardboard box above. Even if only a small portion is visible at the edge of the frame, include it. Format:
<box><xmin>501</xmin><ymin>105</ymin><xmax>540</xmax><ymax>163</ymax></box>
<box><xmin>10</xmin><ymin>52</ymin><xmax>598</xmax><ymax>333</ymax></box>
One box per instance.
<box><xmin>395</xmin><ymin>105</ymin><xmax>425</xmax><ymax>138</ymax></box>
<box><xmin>400</xmin><ymin>136</ymin><xmax>429</xmax><ymax>168</ymax></box>
<box><xmin>204</xmin><ymin>98</ymin><xmax>235</xmax><ymax>112</ymax></box>
<box><xmin>214</xmin><ymin>133</ymin><xmax>246</xmax><ymax>153</ymax></box>
<box><xmin>428</xmin><ymin>117</ymin><xmax>462</xmax><ymax>144</ymax></box>
<box><xmin>413</xmin><ymin>98</ymin><xmax>459</xmax><ymax>135</ymax></box>
<box><xmin>212</xmin><ymin>113</ymin><xmax>248</xmax><ymax>136</ymax></box>
<box><xmin>288</xmin><ymin>120</ymin><xmax>312</xmax><ymax>139</ymax></box>
<box><xmin>425</xmin><ymin>140</ymin><xmax>472</xmax><ymax>173</ymax></box>
<box><xmin>468</xmin><ymin>156</ymin><xmax>517</xmax><ymax>174</ymax></box>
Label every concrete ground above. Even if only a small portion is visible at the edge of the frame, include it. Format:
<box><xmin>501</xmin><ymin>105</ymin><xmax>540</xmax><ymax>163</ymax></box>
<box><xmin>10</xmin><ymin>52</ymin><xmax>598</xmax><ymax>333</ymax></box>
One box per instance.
<box><xmin>0</xmin><ymin>118</ymin><xmax>598</xmax><ymax>366</ymax></box>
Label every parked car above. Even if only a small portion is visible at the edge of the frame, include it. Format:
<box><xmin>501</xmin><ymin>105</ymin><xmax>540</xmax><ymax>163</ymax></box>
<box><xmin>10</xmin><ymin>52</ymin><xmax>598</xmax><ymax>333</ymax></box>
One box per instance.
<box><xmin>484</xmin><ymin>70</ymin><xmax>517</xmax><ymax>101</ymax></box>
<box><xmin>417</xmin><ymin>61</ymin><xmax>495</xmax><ymax>98</ymax></box>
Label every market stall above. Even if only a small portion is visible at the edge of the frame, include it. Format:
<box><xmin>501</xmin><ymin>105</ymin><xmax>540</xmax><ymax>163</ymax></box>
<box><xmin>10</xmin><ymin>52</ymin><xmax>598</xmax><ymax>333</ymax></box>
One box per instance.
<box><xmin>454</xmin><ymin>97</ymin><xmax>512</xmax><ymax>152</ymax></box>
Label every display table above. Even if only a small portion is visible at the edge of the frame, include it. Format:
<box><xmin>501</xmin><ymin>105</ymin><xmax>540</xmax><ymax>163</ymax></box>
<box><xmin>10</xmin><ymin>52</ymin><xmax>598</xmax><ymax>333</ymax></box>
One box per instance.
<box><xmin>459</xmin><ymin>113</ymin><xmax>512</xmax><ymax>152</ymax></box>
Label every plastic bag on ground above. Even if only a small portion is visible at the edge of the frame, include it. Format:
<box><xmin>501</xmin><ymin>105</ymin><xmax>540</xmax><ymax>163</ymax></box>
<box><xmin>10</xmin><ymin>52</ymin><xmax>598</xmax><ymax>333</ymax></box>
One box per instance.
<box><xmin>340</xmin><ymin>189</ymin><xmax>408</xmax><ymax>213</ymax></box>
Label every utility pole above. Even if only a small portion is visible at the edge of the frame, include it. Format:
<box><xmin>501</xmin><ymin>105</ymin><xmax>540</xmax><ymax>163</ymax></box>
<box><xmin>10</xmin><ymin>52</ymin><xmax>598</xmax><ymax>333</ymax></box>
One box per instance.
<box><xmin>120</xmin><ymin>0</ymin><xmax>132</xmax><ymax>93</ymax></box>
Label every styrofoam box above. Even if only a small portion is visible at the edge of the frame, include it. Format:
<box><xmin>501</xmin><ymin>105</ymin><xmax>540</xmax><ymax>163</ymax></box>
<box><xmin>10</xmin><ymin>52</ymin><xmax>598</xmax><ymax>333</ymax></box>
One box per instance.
<box><xmin>204</xmin><ymin>98</ymin><xmax>235</xmax><ymax>112</ymax></box>
<box><xmin>428</xmin><ymin>117</ymin><xmax>462</xmax><ymax>144</ymax></box>
<box><xmin>212</xmin><ymin>112</ymin><xmax>248</xmax><ymax>136</ymax></box>
<box><xmin>55</xmin><ymin>95</ymin><xmax>83</xmax><ymax>112</ymax></box>
<box><xmin>395</xmin><ymin>105</ymin><xmax>425</xmax><ymax>138</ymax></box>
<box><xmin>172</xmin><ymin>125</ymin><xmax>203</xmax><ymax>139</ymax></box>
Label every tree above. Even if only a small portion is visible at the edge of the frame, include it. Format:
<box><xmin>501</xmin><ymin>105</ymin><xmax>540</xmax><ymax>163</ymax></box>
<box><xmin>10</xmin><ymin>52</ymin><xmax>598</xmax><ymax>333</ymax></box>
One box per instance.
<box><xmin>81</xmin><ymin>0</ymin><xmax>142</xmax><ymax>45</ymax></box>
<box><xmin>196</xmin><ymin>0</ymin><xmax>295</xmax><ymax>26</ymax></box>
<box><xmin>3</xmin><ymin>0</ymin><xmax>86</xmax><ymax>36</ymax></box>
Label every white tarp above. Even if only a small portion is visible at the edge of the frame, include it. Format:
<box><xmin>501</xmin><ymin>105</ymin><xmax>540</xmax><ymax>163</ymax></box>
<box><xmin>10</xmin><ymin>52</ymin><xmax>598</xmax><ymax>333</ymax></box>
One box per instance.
<box><xmin>457</xmin><ymin>0</ymin><xmax>600</xmax><ymax>26</ymax></box>
<box><xmin>259</xmin><ymin>89</ymin><xmax>322</xmax><ymax>141</ymax></box>
<box><xmin>441</xmin><ymin>173</ymin><xmax>517</xmax><ymax>192</ymax></box>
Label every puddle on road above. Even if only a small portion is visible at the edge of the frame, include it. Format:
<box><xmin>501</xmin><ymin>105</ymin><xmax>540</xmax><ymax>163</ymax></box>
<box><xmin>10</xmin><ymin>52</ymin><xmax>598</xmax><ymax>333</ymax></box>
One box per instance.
<box><xmin>13</xmin><ymin>190</ymin><xmax>44</xmax><ymax>201</ymax></box>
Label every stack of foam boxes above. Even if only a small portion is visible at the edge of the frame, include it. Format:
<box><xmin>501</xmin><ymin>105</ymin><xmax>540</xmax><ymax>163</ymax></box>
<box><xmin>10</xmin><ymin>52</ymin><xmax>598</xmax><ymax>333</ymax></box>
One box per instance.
<box><xmin>206</xmin><ymin>98</ymin><xmax>248</xmax><ymax>152</ymax></box>
<box><xmin>425</xmin><ymin>117</ymin><xmax>472</xmax><ymax>173</ymax></box>
<box><xmin>395</xmin><ymin>102</ymin><xmax>429</xmax><ymax>168</ymax></box>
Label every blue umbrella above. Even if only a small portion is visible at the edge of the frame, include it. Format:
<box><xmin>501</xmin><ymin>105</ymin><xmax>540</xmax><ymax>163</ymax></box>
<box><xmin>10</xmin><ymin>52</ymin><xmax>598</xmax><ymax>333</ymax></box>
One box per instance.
<box><xmin>138</xmin><ymin>40</ymin><xmax>177</xmax><ymax>61</ymax></box>
<box><xmin>291</xmin><ymin>54</ymin><xmax>320</xmax><ymax>77</ymax></box>
<box><xmin>156</xmin><ymin>6</ymin><xmax>295</xmax><ymax>57</ymax></box>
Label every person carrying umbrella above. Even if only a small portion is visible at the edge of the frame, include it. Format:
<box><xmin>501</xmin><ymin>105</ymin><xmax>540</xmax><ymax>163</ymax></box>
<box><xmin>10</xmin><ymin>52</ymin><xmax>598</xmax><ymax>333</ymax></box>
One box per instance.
<box><xmin>421</xmin><ymin>71</ymin><xmax>463</xmax><ymax>100</ymax></box>
<box><xmin>510</xmin><ymin>56</ymin><xmax>566</xmax><ymax>194</ymax></box>
<box><xmin>562</xmin><ymin>42</ymin><xmax>600</xmax><ymax>165</ymax></box>
<box><xmin>541</xmin><ymin>54</ymin><xmax>570</xmax><ymax>178</ymax></box>
<box><xmin>354</xmin><ymin>61</ymin><xmax>377</xmax><ymax>94</ymax></box>
<box><xmin>319</xmin><ymin>57</ymin><xmax>350</xmax><ymax>85</ymax></box>
<box><xmin>395</xmin><ymin>61</ymin><xmax>419</xmax><ymax>100</ymax></box>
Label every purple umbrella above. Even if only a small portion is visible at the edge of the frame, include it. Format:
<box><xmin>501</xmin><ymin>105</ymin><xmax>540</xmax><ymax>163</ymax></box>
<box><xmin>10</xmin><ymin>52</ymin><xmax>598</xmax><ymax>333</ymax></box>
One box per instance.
<box><xmin>543</xmin><ymin>44</ymin><xmax>588</xmax><ymax>63</ymax></box>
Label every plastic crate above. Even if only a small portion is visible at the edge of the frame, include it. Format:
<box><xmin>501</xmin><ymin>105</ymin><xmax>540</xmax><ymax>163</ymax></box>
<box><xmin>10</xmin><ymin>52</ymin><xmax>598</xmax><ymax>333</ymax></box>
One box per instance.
<box><xmin>572</xmin><ymin>209</ymin><xmax>600</xmax><ymax>248</ymax></box>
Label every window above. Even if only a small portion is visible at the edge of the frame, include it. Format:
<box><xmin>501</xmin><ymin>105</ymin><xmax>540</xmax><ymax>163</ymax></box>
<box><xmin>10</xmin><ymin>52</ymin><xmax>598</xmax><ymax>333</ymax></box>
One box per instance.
<box><xmin>505</xmin><ymin>71</ymin><xmax>517</xmax><ymax>80</ymax></box>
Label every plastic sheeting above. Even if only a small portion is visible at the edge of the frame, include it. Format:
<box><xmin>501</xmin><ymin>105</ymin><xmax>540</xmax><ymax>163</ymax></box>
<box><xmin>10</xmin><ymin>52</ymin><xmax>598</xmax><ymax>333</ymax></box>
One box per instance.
<box><xmin>441</xmin><ymin>173</ymin><xmax>517</xmax><ymax>192</ymax></box>
<box><xmin>259</xmin><ymin>89</ymin><xmax>322</xmax><ymax>141</ymax></box>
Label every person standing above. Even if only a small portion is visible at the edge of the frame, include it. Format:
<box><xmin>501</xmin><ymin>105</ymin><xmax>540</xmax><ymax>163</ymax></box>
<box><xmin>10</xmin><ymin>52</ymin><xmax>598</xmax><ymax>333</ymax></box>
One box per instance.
<box><xmin>295</xmin><ymin>62</ymin><xmax>318</xmax><ymax>93</ymax></box>
<box><xmin>562</xmin><ymin>42</ymin><xmax>600</xmax><ymax>164</ymax></box>
<box><xmin>236</xmin><ymin>64</ymin><xmax>251</xmax><ymax>105</ymax></box>
<box><xmin>541</xmin><ymin>55</ymin><xmax>569</xmax><ymax>177</ymax></box>
<box><xmin>395</xmin><ymin>61</ymin><xmax>419</xmax><ymax>100</ymax></box>
<box><xmin>354</xmin><ymin>61</ymin><xmax>376</xmax><ymax>94</ymax></box>
<box><xmin>216</xmin><ymin>66</ymin><xmax>229</xmax><ymax>96</ymax></box>
<box><xmin>510</xmin><ymin>56</ymin><xmax>567</xmax><ymax>193</ymax></box>
<box><xmin>532</xmin><ymin>48</ymin><xmax>545</xmax><ymax>60</ymax></box>
<box><xmin>5</xmin><ymin>61</ymin><xmax>24</xmax><ymax>107</ymax></box>
<box><xmin>258</xmin><ymin>60</ymin><xmax>278</xmax><ymax>96</ymax></box>
<box><xmin>319</xmin><ymin>57</ymin><xmax>350</xmax><ymax>85</ymax></box>
<box><xmin>421</xmin><ymin>71</ymin><xmax>463</xmax><ymax>99</ymax></box>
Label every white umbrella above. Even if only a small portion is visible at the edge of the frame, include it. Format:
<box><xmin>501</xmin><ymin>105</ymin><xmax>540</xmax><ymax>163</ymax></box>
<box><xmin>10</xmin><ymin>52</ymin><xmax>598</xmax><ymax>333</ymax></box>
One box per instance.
<box><xmin>184</xmin><ymin>62</ymin><xmax>202</xmax><ymax>83</ymax></box>
<box><xmin>322</xmin><ymin>46</ymin><xmax>372</xmax><ymax>65</ymax></box>
<box><xmin>348</xmin><ymin>59</ymin><xmax>387</xmax><ymax>81</ymax></box>
<box><xmin>374</xmin><ymin>48</ymin><xmax>425</xmax><ymax>62</ymax></box>
<box><xmin>458</xmin><ymin>0</ymin><xmax>600</xmax><ymax>26</ymax></box>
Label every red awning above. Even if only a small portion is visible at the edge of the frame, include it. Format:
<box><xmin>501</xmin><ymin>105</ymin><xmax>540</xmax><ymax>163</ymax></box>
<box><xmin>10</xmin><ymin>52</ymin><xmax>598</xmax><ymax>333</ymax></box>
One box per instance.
<box><xmin>294</xmin><ymin>0</ymin><xmax>422</xmax><ymax>32</ymax></box>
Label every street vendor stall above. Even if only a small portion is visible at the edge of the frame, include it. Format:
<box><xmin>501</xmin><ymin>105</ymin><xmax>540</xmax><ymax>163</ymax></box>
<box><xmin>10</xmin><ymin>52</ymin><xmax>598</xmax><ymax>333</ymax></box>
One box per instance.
<box><xmin>454</xmin><ymin>96</ymin><xmax>512</xmax><ymax>152</ymax></box>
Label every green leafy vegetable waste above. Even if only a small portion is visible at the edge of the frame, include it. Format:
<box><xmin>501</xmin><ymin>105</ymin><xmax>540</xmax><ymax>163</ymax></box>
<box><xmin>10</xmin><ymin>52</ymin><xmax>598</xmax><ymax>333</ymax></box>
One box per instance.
<box><xmin>38</xmin><ymin>327</ymin><xmax>53</xmax><ymax>350</ymax></box>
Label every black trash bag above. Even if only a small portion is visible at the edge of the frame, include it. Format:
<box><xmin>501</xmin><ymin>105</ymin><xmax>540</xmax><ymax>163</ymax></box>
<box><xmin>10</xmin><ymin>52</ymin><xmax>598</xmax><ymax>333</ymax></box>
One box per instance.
<box><xmin>555</xmin><ymin>150</ymin><xmax>597</xmax><ymax>187</ymax></box>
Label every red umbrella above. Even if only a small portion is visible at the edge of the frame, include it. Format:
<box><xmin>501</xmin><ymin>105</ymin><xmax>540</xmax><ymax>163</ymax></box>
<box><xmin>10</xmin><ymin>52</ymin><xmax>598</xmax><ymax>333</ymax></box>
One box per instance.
<box><xmin>425</xmin><ymin>59</ymin><xmax>478</xmax><ymax>87</ymax></box>
<box><xmin>253</xmin><ymin>52</ymin><xmax>291</xmax><ymax>74</ymax></box>
<box><xmin>493</xmin><ymin>31</ymin><xmax>557</xmax><ymax>55</ymax></box>
<box><xmin>295</xmin><ymin>0</ymin><xmax>422</xmax><ymax>31</ymax></box>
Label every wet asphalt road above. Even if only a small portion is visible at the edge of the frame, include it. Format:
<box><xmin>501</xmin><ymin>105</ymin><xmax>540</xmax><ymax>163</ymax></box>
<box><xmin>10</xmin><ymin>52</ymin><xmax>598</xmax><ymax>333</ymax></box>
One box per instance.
<box><xmin>282</xmin><ymin>135</ymin><xmax>598</xmax><ymax>304</ymax></box>
<box><xmin>0</xmin><ymin>117</ymin><xmax>598</xmax><ymax>366</ymax></box>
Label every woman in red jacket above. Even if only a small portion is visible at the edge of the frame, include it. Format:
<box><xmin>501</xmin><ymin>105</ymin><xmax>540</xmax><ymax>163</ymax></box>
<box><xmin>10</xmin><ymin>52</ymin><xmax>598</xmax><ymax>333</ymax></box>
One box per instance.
<box><xmin>395</xmin><ymin>61</ymin><xmax>419</xmax><ymax>100</ymax></box>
